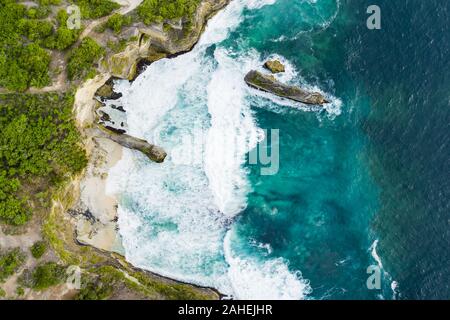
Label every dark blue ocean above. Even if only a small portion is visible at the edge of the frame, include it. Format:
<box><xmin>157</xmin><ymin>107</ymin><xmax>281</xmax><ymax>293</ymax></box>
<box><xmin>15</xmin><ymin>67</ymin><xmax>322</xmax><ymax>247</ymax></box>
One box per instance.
<box><xmin>109</xmin><ymin>0</ymin><xmax>449</xmax><ymax>299</ymax></box>
<box><xmin>233</xmin><ymin>0</ymin><xmax>450</xmax><ymax>299</ymax></box>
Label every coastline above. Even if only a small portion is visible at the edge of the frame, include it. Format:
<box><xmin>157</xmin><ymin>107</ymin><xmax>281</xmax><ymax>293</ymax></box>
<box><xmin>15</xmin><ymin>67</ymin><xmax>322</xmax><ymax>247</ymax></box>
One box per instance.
<box><xmin>70</xmin><ymin>0</ymin><xmax>231</xmax><ymax>298</ymax></box>
<box><xmin>76</xmin><ymin>137</ymin><xmax>124</xmax><ymax>254</ymax></box>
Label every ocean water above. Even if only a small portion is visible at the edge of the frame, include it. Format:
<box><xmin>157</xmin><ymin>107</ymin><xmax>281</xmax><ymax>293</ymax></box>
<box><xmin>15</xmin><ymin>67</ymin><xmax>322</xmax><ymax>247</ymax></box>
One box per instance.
<box><xmin>106</xmin><ymin>0</ymin><xmax>450</xmax><ymax>299</ymax></box>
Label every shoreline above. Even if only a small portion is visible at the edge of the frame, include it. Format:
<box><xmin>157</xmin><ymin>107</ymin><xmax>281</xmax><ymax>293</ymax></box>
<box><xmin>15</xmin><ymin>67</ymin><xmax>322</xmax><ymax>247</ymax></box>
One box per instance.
<box><xmin>76</xmin><ymin>136</ymin><xmax>124</xmax><ymax>254</ymax></box>
<box><xmin>71</xmin><ymin>0</ymin><xmax>231</xmax><ymax>299</ymax></box>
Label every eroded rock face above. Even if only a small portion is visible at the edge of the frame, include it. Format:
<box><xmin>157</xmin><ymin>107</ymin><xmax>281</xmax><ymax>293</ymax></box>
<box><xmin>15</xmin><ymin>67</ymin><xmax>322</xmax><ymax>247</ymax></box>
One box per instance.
<box><xmin>105</xmin><ymin>0</ymin><xmax>231</xmax><ymax>80</ymax></box>
<box><xmin>95</xmin><ymin>80</ymin><xmax>122</xmax><ymax>100</ymax></box>
<box><xmin>244</xmin><ymin>70</ymin><xmax>329</xmax><ymax>105</ymax></box>
<box><xmin>108</xmin><ymin>45</ymin><xmax>140</xmax><ymax>80</ymax></box>
<box><xmin>264</xmin><ymin>60</ymin><xmax>285</xmax><ymax>73</ymax></box>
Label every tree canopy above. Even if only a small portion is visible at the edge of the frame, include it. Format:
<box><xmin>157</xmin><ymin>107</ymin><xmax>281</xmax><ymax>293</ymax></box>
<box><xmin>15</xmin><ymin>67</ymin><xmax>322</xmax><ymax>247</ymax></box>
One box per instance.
<box><xmin>67</xmin><ymin>37</ymin><xmax>104</xmax><ymax>80</ymax></box>
<box><xmin>0</xmin><ymin>93</ymin><xmax>87</xmax><ymax>225</ymax></box>
<box><xmin>138</xmin><ymin>0</ymin><xmax>200</xmax><ymax>25</ymax></box>
<box><xmin>75</xmin><ymin>0</ymin><xmax>120</xmax><ymax>19</ymax></box>
<box><xmin>0</xmin><ymin>1</ymin><xmax>52</xmax><ymax>91</ymax></box>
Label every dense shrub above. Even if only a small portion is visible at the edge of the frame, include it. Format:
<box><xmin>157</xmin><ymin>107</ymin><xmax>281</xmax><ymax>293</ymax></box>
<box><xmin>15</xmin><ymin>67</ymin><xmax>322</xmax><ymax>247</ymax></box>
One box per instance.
<box><xmin>76</xmin><ymin>281</ymin><xmax>113</xmax><ymax>300</ymax></box>
<box><xmin>0</xmin><ymin>1</ymin><xmax>52</xmax><ymax>91</ymax></box>
<box><xmin>44</xmin><ymin>10</ymin><xmax>80</xmax><ymax>50</ymax></box>
<box><xmin>0</xmin><ymin>248</ymin><xmax>26</xmax><ymax>282</ymax></box>
<box><xmin>68</xmin><ymin>37</ymin><xmax>104</xmax><ymax>80</ymax></box>
<box><xmin>44</xmin><ymin>26</ymin><xmax>80</xmax><ymax>50</ymax></box>
<box><xmin>0</xmin><ymin>41</ymin><xmax>51</xmax><ymax>91</ymax></box>
<box><xmin>75</xmin><ymin>0</ymin><xmax>120</xmax><ymax>19</ymax></box>
<box><xmin>16</xmin><ymin>286</ymin><xmax>25</xmax><ymax>296</ymax></box>
<box><xmin>29</xmin><ymin>262</ymin><xmax>66</xmax><ymax>290</ymax></box>
<box><xmin>27</xmin><ymin>6</ymin><xmax>51</xmax><ymax>19</ymax></box>
<box><xmin>0</xmin><ymin>93</ymin><xmax>87</xmax><ymax>225</ymax></box>
<box><xmin>138</xmin><ymin>0</ymin><xmax>200</xmax><ymax>25</ymax></box>
<box><xmin>19</xmin><ymin>19</ymin><xmax>54</xmax><ymax>42</ymax></box>
<box><xmin>30</xmin><ymin>241</ymin><xmax>48</xmax><ymax>259</ymax></box>
<box><xmin>38</xmin><ymin>0</ymin><xmax>61</xmax><ymax>5</ymax></box>
<box><xmin>105</xmin><ymin>13</ymin><xmax>132</xmax><ymax>33</ymax></box>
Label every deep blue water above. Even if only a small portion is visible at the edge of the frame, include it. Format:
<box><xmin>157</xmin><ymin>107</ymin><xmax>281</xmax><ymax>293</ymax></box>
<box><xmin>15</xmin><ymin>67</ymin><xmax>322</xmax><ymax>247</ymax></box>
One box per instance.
<box><xmin>230</xmin><ymin>0</ymin><xmax>450</xmax><ymax>299</ymax></box>
<box><xmin>355</xmin><ymin>0</ymin><xmax>450</xmax><ymax>299</ymax></box>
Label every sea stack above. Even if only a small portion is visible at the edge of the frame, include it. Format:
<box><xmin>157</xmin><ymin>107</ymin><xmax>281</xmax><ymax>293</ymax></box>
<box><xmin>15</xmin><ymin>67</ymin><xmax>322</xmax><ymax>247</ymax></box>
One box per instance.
<box><xmin>244</xmin><ymin>70</ymin><xmax>329</xmax><ymax>105</ymax></box>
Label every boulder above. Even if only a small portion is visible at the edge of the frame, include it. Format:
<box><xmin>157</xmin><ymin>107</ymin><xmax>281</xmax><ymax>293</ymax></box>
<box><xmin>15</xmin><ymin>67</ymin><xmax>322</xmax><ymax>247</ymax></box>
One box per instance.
<box><xmin>264</xmin><ymin>60</ymin><xmax>285</xmax><ymax>73</ymax></box>
<box><xmin>99</xmin><ymin>110</ymin><xmax>111</xmax><ymax>122</ymax></box>
<box><xmin>244</xmin><ymin>70</ymin><xmax>329</xmax><ymax>105</ymax></box>
<box><xmin>111</xmin><ymin>104</ymin><xmax>126</xmax><ymax>113</ymax></box>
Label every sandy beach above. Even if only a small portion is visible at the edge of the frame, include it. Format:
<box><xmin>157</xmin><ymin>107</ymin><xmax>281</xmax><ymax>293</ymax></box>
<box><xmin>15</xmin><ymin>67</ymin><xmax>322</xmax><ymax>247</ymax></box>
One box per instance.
<box><xmin>76</xmin><ymin>136</ymin><xmax>124</xmax><ymax>254</ymax></box>
<box><xmin>72</xmin><ymin>74</ymin><xmax>125</xmax><ymax>254</ymax></box>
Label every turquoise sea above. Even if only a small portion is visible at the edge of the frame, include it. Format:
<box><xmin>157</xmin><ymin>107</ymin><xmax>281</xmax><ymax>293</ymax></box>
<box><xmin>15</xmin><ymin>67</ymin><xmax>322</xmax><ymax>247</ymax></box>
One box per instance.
<box><xmin>105</xmin><ymin>0</ymin><xmax>450</xmax><ymax>299</ymax></box>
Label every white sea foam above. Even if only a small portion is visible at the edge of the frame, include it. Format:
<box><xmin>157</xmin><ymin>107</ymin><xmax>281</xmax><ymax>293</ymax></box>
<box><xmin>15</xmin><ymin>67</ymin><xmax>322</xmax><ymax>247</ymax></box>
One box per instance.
<box><xmin>245</xmin><ymin>53</ymin><xmax>343</xmax><ymax>117</ymax></box>
<box><xmin>390</xmin><ymin>280</ymin><xmax>400</xmax><ymax>300</ymax></box>
<box><xmin>224</xmin><ymin>231</ymin><xmax>312</xmax><ymax>300</ymax></box>
<box><xmin>205</xmin><ymin>48</ymin><xmax>261</xmax><ymax>216</ymax></box>
<box><xmin>106</xmin><ymin>0</ymin><xmax>317</xmax><ymax>299</ymax></box>
<box><xmin>108</xmin><ymin>150</ymin><xmax>230</xmax><ymax>288</ymax></box>
<box><xmin>199</xmin><ymin>0</ymin><xmax>277</xmax><ymax>46</ymax></box>
<box><xmin>370</xmin><ymin>239</ymin><xmax>384</xmax><ymax>269</ymax></box>
<box><xmin>369</xmin><ymin>239</ymin><xmax>401</xmax><ymax>299</ymax></box>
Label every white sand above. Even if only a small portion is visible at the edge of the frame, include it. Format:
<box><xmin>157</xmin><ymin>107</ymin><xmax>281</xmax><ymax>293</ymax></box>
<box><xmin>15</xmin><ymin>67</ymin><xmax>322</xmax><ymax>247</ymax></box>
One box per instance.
<box><xmin>77</xmin><ymin>137</ymin><xmax>125</xmax><ymax>254</ymax></box>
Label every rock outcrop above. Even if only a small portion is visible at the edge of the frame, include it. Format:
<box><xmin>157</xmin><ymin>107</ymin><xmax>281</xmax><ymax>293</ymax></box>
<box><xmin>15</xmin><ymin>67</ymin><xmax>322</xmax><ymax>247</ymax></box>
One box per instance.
<box><xmin>264</xmin><ymin>60</ymin><xmax>285</xmax><ymax>73</ymax></box>
<box><xmin>244</xmin><ymin>70</ymin><xmax>329</xmax><ymax>105</ymax></box>
<box><xmin>105</xmin><ymin>0</ymin><xmax>231</xmax><ymax>80</ymax></box>
<box><xmin>95</xmin><ymin>125</ymin><xmax>167</xmax><ymax>163</ymax></box>
<box><xmin>95</xmin><ymin>79</ymin><xmax>122</xmax><ymax>100</ymax></box>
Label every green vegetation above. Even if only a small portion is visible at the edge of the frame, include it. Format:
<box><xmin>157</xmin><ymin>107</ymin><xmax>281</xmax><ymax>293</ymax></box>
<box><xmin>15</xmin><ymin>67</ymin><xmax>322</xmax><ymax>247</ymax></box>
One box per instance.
<box><xmin>75</xmin><ymin>266</ymin><xmax>123</xmax><ymax>300</ymax></box>
<box><xmin>68</xmin><ymin>37</ymin><xmax>104</xmax><ymax>80</ymax></box>
<box><xmin>18</xmin><ymin>19</ymin><xmax>54</xmax><ymax>42</ymax></box>
<box><xmin>0</xmin><ymin>248</ymin><xmax>26</xmax><ymax>282</ymax></box>
<box><xmin>26</xmin><ymin>6</ymin><xmax>52</xmax><ymax>19</ymax></box>
<box><xmin>0</xmin><ymin>1</ymin><xmax>84</xmax><ymax>91</ymax></box>
<box><xmin>0</xmin><ymin>1</ymin><xmax>51</xmax><ymax>91</ymax></box>
<box><xmin>76</xmin><ymin>278</ymin><xmax>113</xmax><ymax>300</ymax></box>
<box><xmin>16</xmin><ymin>286</ymin><xmax>25</xmax><ymax>296</ymax></box>
<box><xmin>137</xmin><ymin>0</ymin><xmax>200</xmax><ymax>25</ymax></box>
<box><xmin>44</xmin><ymin>9</ymin><xmax>81</xmax><ymax>50</ymax></box>
<box><xmin>76</xmin><ymin>264</ymin><xmax>216</xmax><ymax>300</ymax></box>
<box><xmin>45</xmin><ymin>26</ymin><xmax>80</xmax><ymax>50</ymax></box>
<box><xmin>75</xmin><ymin>0</ymin><xmax>120</xmax><ymax>19</ymax></box>
<box><xmin>38</xmin><ymin>0</ymin><xmax>62</xmax><ymax>5</ymax></box>
<box><xmin>130</xmin><ymin>268</ymin><xmax>215</xmax><ymax>300</ymax></box>
<box><xmin>0</xmin><ymin>93</ymin><xmax>87</xmax><ymax>225</ymax></box>
<box><xmin>26</xmin><ymin>262</ymin><xmax>66</xmax><ymax>290</ymax></box>
<box><xmin>107</xmin><ymin>38</ymin><xmax>128</xmax><ymax>53</ymax></box>
<box><xmin>0</xmin><ymin>286</ymin><xmax>5</xmax><ymax>297</ymax></box>
<box><xmin>105</xmin><ymin>13</ymin><xmax>132</xmax><ymax>33</ymax></box>
<box><xmin>31</xmin><ymin>241</ymin><xmax>48</xmax><ymax>259</ymax></box>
